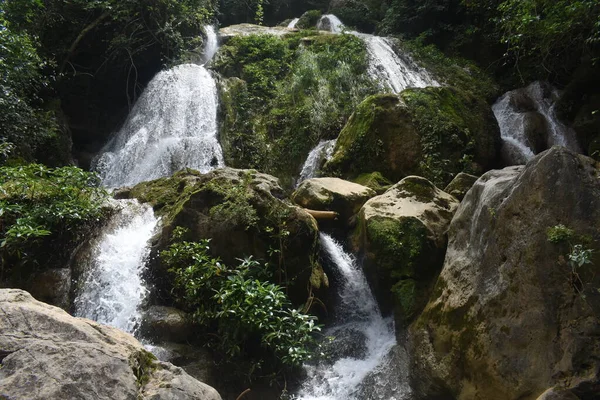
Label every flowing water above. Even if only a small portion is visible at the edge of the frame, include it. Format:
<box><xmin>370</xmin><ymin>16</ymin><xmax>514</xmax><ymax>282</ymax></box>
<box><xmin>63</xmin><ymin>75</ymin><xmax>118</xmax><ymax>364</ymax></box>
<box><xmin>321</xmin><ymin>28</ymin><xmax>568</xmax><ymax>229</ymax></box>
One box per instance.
<box><xmin>288</xmin><ymin>18</ymin><xmax>300</xmax><ymax>29</ymax></box>
<box><xmin>295</xmin><ymin>234</ymin><xmax>406</xmax><ymax>400</ymax></box>
<box><xmin>93</xmin><ymin>26</ymin><xmax>224</xmax><ymax>188</ymax></box>
<box><xmin>317</xmin><ymin>14</ymin><xmax>439</xmax><ymax>93</ymax></box>
<box><xmin>298</xmin><ymin>139</ymin><xmax>337</xmax><ymax>185</ymax></box>
<box><xmin>74</xmin><ymin>200</ymin><xmax>159</xmax><ymax>334</ymax></box>
<box><xmin>492</xmin><ymin>81</ymin><xmax>580</xmax><ymax>165</ymax></box>
<box><xmin>200</xmin><ymin>25</ymin><xmax>219</xmax><ymax>64</ymax></box>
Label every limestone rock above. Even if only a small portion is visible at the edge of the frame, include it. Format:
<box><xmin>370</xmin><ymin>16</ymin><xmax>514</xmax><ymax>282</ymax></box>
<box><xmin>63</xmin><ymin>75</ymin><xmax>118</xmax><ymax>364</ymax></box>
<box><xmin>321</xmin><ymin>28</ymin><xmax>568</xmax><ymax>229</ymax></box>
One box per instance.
<box><xmin>354</xmin><ymin>176</ymin><xmax>459</xmax><ymax>327</ymax></box>
<box><xmin>292</xmin><ymin>177</ymin><xmax>376</xmax><ymax>223</ymax></box>
<box><xmin>130</xmin><ymin>168</ymin><xmax>325</xmax><ymax>306</ymax></box>
<box><xmin>0</xmin><ymin>289</ymin><xmax>221</xmax><ymax>400</ymax></box>
<box><xmin>443</xmin><ymin>172</ymin><xmax>478</xmax><ymax>201</ymax></box>
<box><xmin>325</xmin><ymin>88</ymin><xmax>501</xmax><ymax>187</ymax></box>
<box><xmin>219</xmin><ymin>24</ymin><xmax>294</xmax><ymax>44</ymax></box>
<box><xmin>410</xmin><ymin>147</ymin><xmax>600</xmax><ymax>400</ymax></box>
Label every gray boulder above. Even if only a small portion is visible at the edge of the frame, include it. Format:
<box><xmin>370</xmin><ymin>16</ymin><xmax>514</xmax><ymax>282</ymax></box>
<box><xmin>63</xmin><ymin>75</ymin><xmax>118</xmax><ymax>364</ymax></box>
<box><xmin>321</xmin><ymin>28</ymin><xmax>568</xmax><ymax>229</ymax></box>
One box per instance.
<box><xmin>410</xmin><ymin>147</ymin><xmax>600</xmax><ymax>400</ymax></box>
<box><xmin>0</xmin><ymin>289</ymin><xmax>221</xmax><ymax>400</ymax></box>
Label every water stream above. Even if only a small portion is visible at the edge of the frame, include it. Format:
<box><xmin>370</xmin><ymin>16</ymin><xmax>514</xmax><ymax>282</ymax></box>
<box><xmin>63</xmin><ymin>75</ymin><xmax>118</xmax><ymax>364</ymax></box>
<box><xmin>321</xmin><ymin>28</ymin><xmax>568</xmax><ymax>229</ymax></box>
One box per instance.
<box><xmin>74</xmin><ymin>200</ymin><xmax>159</xmax><ymax>334</ymax></box>
<box><xmin>93</xmin><ymin>27</ymin><xmax>224</xmax><ymax>188</ymax></box>
<box><xmin>298</xmin><ymin>139</ymin><xmax>337</xmax><ymax>185</ymax></box>
<box><xmin>317</xmin><ymin>14</ymin><xmax>439</xmax><ymax>94</ymax></box>
<box><xmin>288</xmin><ymin>18</ymin><xmax>300</xmax><ymax>29</ymax></box>
<box><xmin>295</xmin><ymin>234</ymin><xmax>404</xmax><ymax>400</ymax></box>
<box><xmin>492</xmin><ymin>81</ymin><xmax>581</xmax><ymax>165</ymax></box>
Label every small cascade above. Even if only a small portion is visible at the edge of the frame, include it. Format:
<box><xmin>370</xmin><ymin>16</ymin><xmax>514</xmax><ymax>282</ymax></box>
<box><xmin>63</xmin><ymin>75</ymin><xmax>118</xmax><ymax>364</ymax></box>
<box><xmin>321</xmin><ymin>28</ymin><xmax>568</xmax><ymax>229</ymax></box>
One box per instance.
<box><xmin>295</xmin><ymin>234</ymin><xmax>407</xmax><ymax>400</ymax></box>
<box><xmin>492</xmin><ymin>81</ymin><xmax>581</xmax><ymax>165</ymax></box>
<box><xmin>93</xmin><ymin>25</ymin><xmax>224</xmax><ymax>188</ymax></box>
<box><xmin>200</xmin><ymin>25</ymin><xmax>219</xmax><ymax>64</ymax></box>
<box><xmin>298</xmin><ymin>139</ymin><xmax>337</xmax><ymax>185</ymax></box>
<box><xmin>288</xmin><ymin>18</ymin><xmax>300</xmax><ymax>29</ymax></box>
<box><xmin>317</xmin><ymin>15</ymin><xmax>438</xmax><ymax>93</ymax></box>
<box><xmin>74</xmin><ymin>200</ymin><xmax>159</xmax><ymax>334</ymax></box>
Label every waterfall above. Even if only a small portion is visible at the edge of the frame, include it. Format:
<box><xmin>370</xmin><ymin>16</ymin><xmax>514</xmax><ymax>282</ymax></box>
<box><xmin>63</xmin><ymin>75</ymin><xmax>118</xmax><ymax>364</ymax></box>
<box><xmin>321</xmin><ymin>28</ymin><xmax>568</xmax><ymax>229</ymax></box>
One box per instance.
<box><xmin>288</xmin><ymin>18</ymin><xmax>300</xmax><ymax>29</ymax></box>
<box><xmin>93</xmin><ymin>25</ymin><xmax>224</xmax><ymax>188</ymax></box>
<box><xmin>298</xmin><ymin>139</ymin><xmax>337</xmax><ymax>185</ymax></box>
<box><xmin>201</xmin><ymin>25</ymin><xmax>219</xmax><ymax>64</ymax></box>
<box><xmin>74</xmin><ymin>200</ymin><xmax>159</xmax><ymax>334</ymax></box>
<box><xmin>492</xmin><ymin>81</ymin><xmax>580</xmax><ymax>165</ymax></box>
<box><xmin>317</xmin><ymin>15</ymin><xmax>438</xmax><ymax>93</ymax></box>
<box><xmin>295</xmin><ymin>234</ymin><xmax>406</xmax><ymax>400</ymax></box>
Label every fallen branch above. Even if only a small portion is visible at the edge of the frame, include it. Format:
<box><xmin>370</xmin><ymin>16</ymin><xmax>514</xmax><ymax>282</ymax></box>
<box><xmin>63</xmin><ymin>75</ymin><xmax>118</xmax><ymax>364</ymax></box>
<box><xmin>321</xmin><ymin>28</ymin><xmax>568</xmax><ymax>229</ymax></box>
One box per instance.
<box><xmin>236</xmin><ymin>389</ymin><xmax>251</xmax><ymax>400</ymax></box>
<box><xmin>303</xmin><ymin>209</ymin><xmax>338</xmax><ymax>221</ymax></box>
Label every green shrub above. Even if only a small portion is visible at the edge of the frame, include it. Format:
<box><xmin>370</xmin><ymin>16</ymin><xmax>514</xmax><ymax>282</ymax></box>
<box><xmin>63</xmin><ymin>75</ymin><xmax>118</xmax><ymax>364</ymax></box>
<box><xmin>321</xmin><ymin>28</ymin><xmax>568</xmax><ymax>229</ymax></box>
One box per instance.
<box><xmin>0</xmin><ymin>164</ymin><xmax>108</xmax><ymax>278</ymax></box>
<box><xmin>546</xmin><ymin>224</ymin><xmax>575</xmax><ymax>244</ymax></box>
<box><xmin>162</xmin><ymin>238</ymin><xmax>320</xmax><ymax>374</ymax></box>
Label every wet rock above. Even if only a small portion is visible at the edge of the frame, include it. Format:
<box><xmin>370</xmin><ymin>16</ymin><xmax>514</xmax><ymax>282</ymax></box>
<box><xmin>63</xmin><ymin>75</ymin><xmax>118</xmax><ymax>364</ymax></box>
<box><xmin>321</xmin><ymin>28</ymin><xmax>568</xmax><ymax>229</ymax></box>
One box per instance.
<box><xmin>0</xmin><ymin>289</ymin><xmax>221</xmax><ymax>400</ymax></box>
<box><xmin>410</xmin><ymin>147</ymin><xmax>600</xmax><ymax>400</ymax></box>
<box><xmin>140</xmin><ymin>306</ymin><xmax>193</xmax><ymax>343</ymax></box>
<box><xmin>219</xmin><ymin>24</ymin><xmax>295</xmax><ymax>44</ymax></box>
<box><xmin>25</xmin><ymin>268</ymin><xmax>71</xmax><ymax>310</ymax></box>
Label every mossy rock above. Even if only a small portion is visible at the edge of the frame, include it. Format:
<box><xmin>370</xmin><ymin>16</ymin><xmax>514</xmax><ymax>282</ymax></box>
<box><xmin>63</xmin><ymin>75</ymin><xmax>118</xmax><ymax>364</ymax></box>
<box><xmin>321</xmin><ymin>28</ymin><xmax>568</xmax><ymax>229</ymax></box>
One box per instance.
<box><xmin>296</xmin><ymin>10</ymin><xmax>322</xmax><ymax>30</ymax></box>
<box><xmin>444</xmin><ymin>172</ymin><xmax>478</xmax><ymax>201</ymax></box>
<box><xmin>353</xmin><ymin>172</ymin><xmax>393</xmax><ymax>194</ymax></box>
<box><xmin>130</xmin><ymin>168</ymin><xmax>326</xmax><ymax>306</ymax></box>
<box><xmin>325</xmin><ymin>88</ymin><xmax>501</xmax><ymax>187</ymax></box>
<box><xmin>291</xmin><ymin>177</ymin><xmax>376</xmax><ymax>224</ymax></box>
<box><xmin>353</xmin><ymin>176</ymin><xmax>459</xmax><ymax>327</ymax></box>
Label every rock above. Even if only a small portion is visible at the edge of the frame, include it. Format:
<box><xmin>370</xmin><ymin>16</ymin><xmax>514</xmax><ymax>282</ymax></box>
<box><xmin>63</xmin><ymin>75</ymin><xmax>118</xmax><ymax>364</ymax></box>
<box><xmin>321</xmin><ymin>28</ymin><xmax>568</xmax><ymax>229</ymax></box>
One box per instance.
<box><xmin>292</xmin><ymin>178</ymin><xmax>376</xmax><ymax>224</ymax></box>
<box><xmin>296</xmin><ymin>10</ymin><xmax>323</xmax><ymax>30</ymax></box>
<box><xmin>536</xmin><ymin>388</ymin><xmax>580</xmax><ymax>400</ymax></box>
<box><xmin>130</xmin><ymin>168</ymin><xmax>325</xmax><ymax>306</ymax></box>
<box><xmin>140</xmin><ymin>306</ymin><xmax>193</xmax><ymax>343</ymax></box>
<box><xmin>325</xmin><ymin>88</ymin><xmax>501</xmax><ymax>187</ymax></box>
<box><xmin>353</xmin><ymin>172</ymin><xmax>393</xmax><ymax>194</ymax></box>
<box><xmin>218</xmin><ymin>24</ymin><xmax>294</xmax><ymax>44</ymax></box>
<box><xmin>353</xmin><ymin>176</ymin><xmax>459</xmax><ymax>327</ymax></box>
<box><xmin>0</xmin><ymin>289</ymin><xmax>221</xmax><ymax>400</ymax></box>
<box><xmin>24</xmin><ymin>268</ymin><xmax>71</xmax><ymax>310</ymax></box>
<box><xmin>443</xmin><ymin>172</ymin><xmax>478</xmax><ymax>201</ymax></box>
<box><xmin>409</xmin><ymin>147</ymin><xmax>600</xmax><ymax>400</ymax></box>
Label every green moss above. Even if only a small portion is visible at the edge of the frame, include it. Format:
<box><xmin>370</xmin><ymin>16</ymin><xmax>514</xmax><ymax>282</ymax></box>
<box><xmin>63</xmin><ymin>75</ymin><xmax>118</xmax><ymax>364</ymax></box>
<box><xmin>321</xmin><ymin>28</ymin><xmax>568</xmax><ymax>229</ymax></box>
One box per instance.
<box><xmin>129</xmin><ymin>349</ymin><xmax>157</xmax><ymax>387</ymax></box>
<box><xmin>353</xmin><ymin>172</ymin><xmax>393</xmax><ymax>194</ymax></box>
<box><xmin>392</xmin><ymin>278</ymin><xmax>419</xmax><ymax>323</ymax></box>
<box><xmin>296</xmin><ymin>10</ymin><xmax>322</xmax><ymax>29</ymax></box>
<box><xmin>396</xmin><ymin>176</ymin><xmax>437</xmax><ymax>203</ymax></box>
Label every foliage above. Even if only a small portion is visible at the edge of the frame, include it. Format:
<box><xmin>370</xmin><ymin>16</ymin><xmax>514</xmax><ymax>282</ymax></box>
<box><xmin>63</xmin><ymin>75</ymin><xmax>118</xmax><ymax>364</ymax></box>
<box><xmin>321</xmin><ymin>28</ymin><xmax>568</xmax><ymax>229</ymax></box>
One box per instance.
<box><xmin>0</xmin><ymin>164</ymin><xmax>108</xmax><ymax>277</ymax></box>
<box><xmin>162</xmin><ymin>237</ymin><xmax>320</xmax><ymax>374</ymax></box>
<box><xmin>546</xmin><ymin>224</ymin><xmax>575</xmax><ymax>244</ymax></box>
<box><xmin>205</xmin><ymin>174</ymin><xmax>259</xmax><ymax>230</ymax></box>
<box><xmin>296</xmin><ymin>10</ymin><xmax>322</xmax><ymax>29</ymax></box>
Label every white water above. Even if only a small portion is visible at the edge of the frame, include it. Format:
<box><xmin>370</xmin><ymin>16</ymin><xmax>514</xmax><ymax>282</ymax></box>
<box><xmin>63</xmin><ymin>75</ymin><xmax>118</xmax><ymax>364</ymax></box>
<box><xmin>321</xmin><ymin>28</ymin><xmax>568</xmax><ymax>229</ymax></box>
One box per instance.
<box><xmin>288</xmin><ymin>18</ymin><xmax>300</xmax><ymax>28</ymax></box>
<box><xmin>298</xmin><ymin>139</ymin><xmax>337</xmax><ymax>185</ymax></box>
<box><xmin>295</xmin><ymin>234</ymin><xmax>399</xmax><ymax>400</ymax></box>
<box><xmin>492</xmin><ymin>81</ymin><xmax>580</xmax><ymax>165</ymax></box>
<box><xmin>74</xmin><ymin>200</ymin><xmax>159</xmax><ymax>334</ymax></box>
<box><xmin>201</xmin><ymin>25</ymin><xmax>219</xmax><ymax>64</ymax></box>
<box><xmin>93</xmin><ymin>25</ymin><xmax>224</xmax><ymax>188</ymax></box>
<box><xmin>317</xmin><ymin>14</ymin><xmax>438</xmax><ymax>93</ymax></box>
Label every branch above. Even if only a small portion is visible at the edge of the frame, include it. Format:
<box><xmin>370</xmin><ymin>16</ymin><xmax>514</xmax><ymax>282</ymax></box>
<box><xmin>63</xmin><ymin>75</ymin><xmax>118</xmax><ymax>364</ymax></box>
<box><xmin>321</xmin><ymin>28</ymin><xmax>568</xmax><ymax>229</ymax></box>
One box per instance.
<box><xmin>60</xmin><ymin>11</ymin><xmax>111</xmax><ymax>74</ymax></box>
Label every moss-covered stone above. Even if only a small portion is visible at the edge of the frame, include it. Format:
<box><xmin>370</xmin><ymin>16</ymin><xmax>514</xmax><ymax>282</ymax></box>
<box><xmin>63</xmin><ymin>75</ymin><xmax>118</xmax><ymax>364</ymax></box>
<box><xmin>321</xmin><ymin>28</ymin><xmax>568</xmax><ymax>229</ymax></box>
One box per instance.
<box><xmin>353</xmin><ymin>176</ymin><xmax>459</xmax><ymax>327</ymax></box>
<box><xmin>296</xmin><ymin>10</ymin><xmax>322</xmax><ymax>29</ymax></box>
<box><xmin>353</xmin><ymin>172</ymin><xmax>393</xmax><ymax>194</ymax></box>
<box><xmin>325</xmin><ymin>87</ymin><xmax>501</xmax><ymax>187</ymax></box>
<box><xmin>444</xmin><ymin>172</ymin><xmax>479</xmax><ymax>201</ymax></box>
<box><xmin>130</xmin><ymin>168</ymin><xmax>325</xmax><ymax>307</ymax></box>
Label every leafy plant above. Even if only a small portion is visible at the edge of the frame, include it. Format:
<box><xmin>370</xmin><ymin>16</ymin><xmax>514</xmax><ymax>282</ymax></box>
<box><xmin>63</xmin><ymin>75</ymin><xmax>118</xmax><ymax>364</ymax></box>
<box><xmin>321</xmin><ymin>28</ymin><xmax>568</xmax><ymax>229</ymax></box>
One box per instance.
<box><xmin>162</xmin><ymin>237</ymin><xmax>320</xmax><ymax>376</ymax></box>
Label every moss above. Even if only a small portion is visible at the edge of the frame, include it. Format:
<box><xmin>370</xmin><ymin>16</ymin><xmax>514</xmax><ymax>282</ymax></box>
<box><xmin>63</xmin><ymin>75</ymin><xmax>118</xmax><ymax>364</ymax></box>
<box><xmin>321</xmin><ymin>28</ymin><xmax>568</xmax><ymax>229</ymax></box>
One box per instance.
<box><xmin>296</xmin><ymin>10</ymin><xmax>322</xmax><ymax>29</ymax></box>
<box><xmin>392</xmin><ymin>278</ymin><xmax>419</xmax><ymax>324</ymax></box>
<box><xmin>129</xmin><ymin>349</ymin><xmax>157</xmax><ymax>387</ymax></box>
<box><xmin>353</xmin><ymin>172</ymin><xmax>393</xmax><ymax>194</ymax></box>
<box><xmin>396</xmin><ymin>176</ymin><xmax>438</xmax><ymax>203</ymax></box>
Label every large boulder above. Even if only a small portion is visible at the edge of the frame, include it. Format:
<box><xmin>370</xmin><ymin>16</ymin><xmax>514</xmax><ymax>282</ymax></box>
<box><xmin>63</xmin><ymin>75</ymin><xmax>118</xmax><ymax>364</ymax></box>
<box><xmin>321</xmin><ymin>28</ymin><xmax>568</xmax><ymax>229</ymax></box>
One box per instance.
<box><xmin>129</xmin><ymin>168</ymin><xmax>325</xmax><ymax>306</ymax></box>
<box><xmin>443</xmin><ymin>172</ymin><xmax>478</xmax><ymax>201</ymax></box>
<box><xmin>0</xmin><ymin>289</ymin><xmax>221</xmax><ymax>400</ymax></box>
<box><xmin>325</xmin><ymin>88</ymin><xmax>501</xmax><ymax>187</ymax></box>
<box><xmin>292</xmin><ymin>177</ymin><xmax>376</xmax><ymax>223</ymax></box>
<box><xmin>409</xmin><ymin>147</ymin><xmax>600</xmax><ymax>400</ymax></box>
<box><xmin>353</xmin><ymin>176</ymin><xmax>459</xmax><ymax>327</ymax></box>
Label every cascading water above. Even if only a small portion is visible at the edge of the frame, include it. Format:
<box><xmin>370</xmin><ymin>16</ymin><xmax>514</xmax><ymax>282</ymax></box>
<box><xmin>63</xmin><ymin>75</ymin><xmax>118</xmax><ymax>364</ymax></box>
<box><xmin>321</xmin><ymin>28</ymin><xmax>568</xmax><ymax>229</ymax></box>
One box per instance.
<box><xmin>317</xmin><ymin>14</ymin><xmax>438</xmax><ymax>93</ymax></box>
<box><xmin>200</xmin><ymin>25</ymin><xmax>219</xmax><ymax>64</ymax></box>
<box><xmin>288</xmin><ymin>18</ymin><xmax>300</xmax><ymax>29</ymax></box>
<box><xmin>93</xmin><ymin>26</ymin><xmax>224</xmax><ymax>188</ymax></box>
<box><xmin>298</xmin><ymin>139</ymin><xmax>337</xmax><ymax>185</ymax></box>
<box><xmin>295</xmin><ymin>234</ymin><xmax>407</xmax><ymax>400</ymax></box>
<box><xmin>492</xmin><ymin>81</ymin><xmax>581</xmax><ymax>165</ymax></box>
<box><xmin>74</xmin><ymin>200</ymin><xmax>159</xmax><ymax>334</ymax></box>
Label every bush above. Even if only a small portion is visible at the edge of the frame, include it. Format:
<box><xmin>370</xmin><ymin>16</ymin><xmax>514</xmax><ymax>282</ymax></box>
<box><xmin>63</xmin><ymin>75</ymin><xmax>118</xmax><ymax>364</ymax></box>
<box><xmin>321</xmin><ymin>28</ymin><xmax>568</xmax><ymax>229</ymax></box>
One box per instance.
<box><xmin>0</xmin><ymin>164</ymin><xmax>108</xmax><ymax>279</ymax></box>
<box><xmin>162</xmin><ymin>237</ymin><xmax>320</xmax><ymax>374</ymax></box>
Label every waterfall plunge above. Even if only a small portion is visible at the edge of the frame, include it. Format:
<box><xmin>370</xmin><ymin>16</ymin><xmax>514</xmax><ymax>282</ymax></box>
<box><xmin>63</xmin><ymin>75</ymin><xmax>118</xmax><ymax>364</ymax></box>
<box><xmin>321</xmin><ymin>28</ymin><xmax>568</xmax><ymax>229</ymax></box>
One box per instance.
<box><xmin>93</xmin><ymin>27</ymin><xmax>224</xmax><ymax>188</ymax></box>
<box><xmin>297</xmin><ymin>139</ymin><xmax>337</xmax><ymax>185</ymax></box>
<box><xmin>317</xmin><ymin>14</ymin><xmax>438</xmax><ymax>94</ymax></box>
<box><xmin>295</xmin><ymin>234</ymin><xmax>409</xmax><ymax>400</ymax></box>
